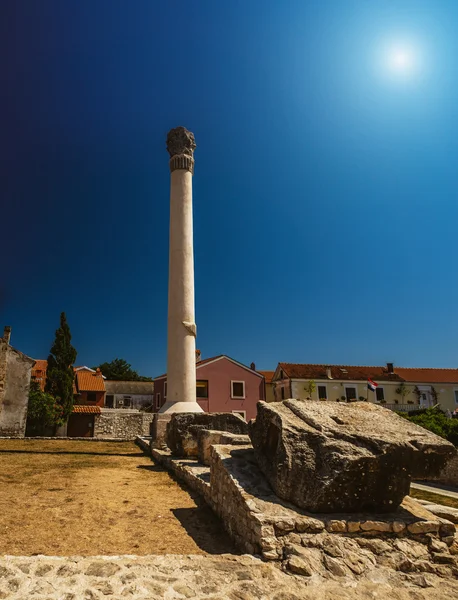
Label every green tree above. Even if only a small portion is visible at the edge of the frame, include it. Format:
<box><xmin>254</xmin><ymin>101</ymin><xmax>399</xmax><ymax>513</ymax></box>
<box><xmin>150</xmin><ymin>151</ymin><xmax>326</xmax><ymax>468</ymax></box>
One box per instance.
<box><xmin>395</xmin><ymin>382</ymin><xmax>413</xmax><ymax>404</ymax></box>
<box><xmin>93</xmin><ymin>358</ymin><xmax>152</xmax><ymax>381</ymax></box>
<box><xmin>45</xmin><ymin>312</ymin><xmax>77</xmax><ymax>422</ymax></box>
<box><xmin>304</xmin><ymin>379</ymin><xmax>316</xmax><ymax>400</ymax></box>
<box><xmin>26</xmin><ymin>381</ymin><xmax>64</xmax><ymax>436</ymax></box>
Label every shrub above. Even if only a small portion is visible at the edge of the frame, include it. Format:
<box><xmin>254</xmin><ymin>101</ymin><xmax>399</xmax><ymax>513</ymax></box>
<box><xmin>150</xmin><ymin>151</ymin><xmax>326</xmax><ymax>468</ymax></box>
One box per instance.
<box><xmin>26</xmin><ymin>381</ymin><xmax>64</xmax><ymax>436</ymax></box>
<box><xmin>398</xmin><ymin>408</ymin><xmax>458</xmax><ymax>447</ymax></box>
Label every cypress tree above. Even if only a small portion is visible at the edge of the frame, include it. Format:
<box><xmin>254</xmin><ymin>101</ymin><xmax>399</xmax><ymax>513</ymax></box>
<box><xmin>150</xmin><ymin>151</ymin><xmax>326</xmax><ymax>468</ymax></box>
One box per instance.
<box><xmin>45</xmin><ymin>312</ymin><xmax>77</xmax><ymax>422</ymax></box>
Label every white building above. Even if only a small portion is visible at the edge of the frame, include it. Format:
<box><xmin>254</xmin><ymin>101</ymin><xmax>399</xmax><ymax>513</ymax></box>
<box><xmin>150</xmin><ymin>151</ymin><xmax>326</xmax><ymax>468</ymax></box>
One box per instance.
<box><xmin>104</xmin><ymin>380</ymin><xmax>154</xmax><ymax>410</ymax></box>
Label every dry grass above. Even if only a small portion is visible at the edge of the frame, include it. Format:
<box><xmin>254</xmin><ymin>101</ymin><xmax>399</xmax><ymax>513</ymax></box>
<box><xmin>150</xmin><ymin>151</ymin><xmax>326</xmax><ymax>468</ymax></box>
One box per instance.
<box><xmin>0</xmin><ymin>439</ymin><xmax>234</xmax><ymax>556</ymax></box>
<box><xmin>410</xmin><ymin>488</ymin><xmax>458</xmax><ymax>510</ymax></box>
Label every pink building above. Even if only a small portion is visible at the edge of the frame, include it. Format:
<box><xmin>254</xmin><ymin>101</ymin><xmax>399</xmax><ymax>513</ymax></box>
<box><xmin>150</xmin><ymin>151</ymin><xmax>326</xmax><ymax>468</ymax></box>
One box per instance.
<box><xmin>153</xmin><ymin>355</ymin><xmax>265</xmax><ymax>421</ymax></box>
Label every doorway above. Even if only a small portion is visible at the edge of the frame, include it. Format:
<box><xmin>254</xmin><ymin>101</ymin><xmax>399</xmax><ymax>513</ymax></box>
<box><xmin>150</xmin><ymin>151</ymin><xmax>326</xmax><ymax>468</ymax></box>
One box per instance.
<box><xmin>67</xmin><ymin>414</ymin><xmax>94</xmax><ymax>437</ymax></box>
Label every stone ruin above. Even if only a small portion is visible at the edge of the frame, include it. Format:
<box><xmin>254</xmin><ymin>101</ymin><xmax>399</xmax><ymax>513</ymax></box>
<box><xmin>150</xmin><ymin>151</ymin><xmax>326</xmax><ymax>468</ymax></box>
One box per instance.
<box><xmin>143</xmin><ymin>400</ymin><xmax>458</xmax><ymax>587</ymax></box>
<box><xmin>249</xmin><ymin>400</ymin><xmax>454</xmax><ymax>513</ymax></box>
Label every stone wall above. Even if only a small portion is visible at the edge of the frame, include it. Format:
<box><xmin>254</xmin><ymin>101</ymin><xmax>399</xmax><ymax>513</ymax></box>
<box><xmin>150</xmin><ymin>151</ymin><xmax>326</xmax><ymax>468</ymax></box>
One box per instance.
<box><xmin>94</xmin><ymin>410</ymin><xmax>153</xmax><ymax>440</ymax></box>
<box><xmin>0</xmin><ymin>339</ymin><xmax>34</xmax><ymax>437</ymax></box>
<box><xmin>144</xmin><ymin>439</ymin><xmax>458</xmax><ymax>581</ymax></box>
<box><xmin>208</xmin><ymin>445</ymin><xmax>457</xmax><ymax>558</ymax></box>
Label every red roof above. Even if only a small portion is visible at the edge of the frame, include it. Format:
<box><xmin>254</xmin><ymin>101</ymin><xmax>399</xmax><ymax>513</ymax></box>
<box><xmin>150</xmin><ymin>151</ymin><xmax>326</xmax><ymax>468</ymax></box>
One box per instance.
<box><xmin>31</xmin><ymin>359</ymin><xmax>47</xmax><ymax>375</ymax></box>
<box><xmin>154</xmin><ymin>355</ymin><xmax>225</xmax><ymax>380</ymax></box>
<box><xmin>276</xmin><ymin>363</ymin><xmax>458</xmax><ymax>384</ymax></box>
<box><xmin>394</xmin><ymin>368</ymin><xmax>458</xmax><ymax>384</ymax></box>
<box><xmin>72</xmin><ymin>405</ymin><xmax>101</xmax><ymax>414</ymax></box>
<box><xmin>276</xmin><ymin>363</ymin><xmax>403</xmax><ymax>382</ymax></box>
<box><xmin>76</xmin><ymin>370</ymin><xmax>106</xmax><ymax>392</ymax></box>
<box><xmin>258</xmin><ymin>370</ymin><xmax>275</xmax><ymax>383</ymax></box>
<box><xmin>154</xmin><ymin>355</ymin><xmax>264</xmax><ymax>380</ymax></box>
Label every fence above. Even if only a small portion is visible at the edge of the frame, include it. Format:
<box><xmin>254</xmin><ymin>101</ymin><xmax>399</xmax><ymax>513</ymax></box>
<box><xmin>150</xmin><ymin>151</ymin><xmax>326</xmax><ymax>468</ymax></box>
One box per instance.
<box><xmin>382</xmin><ymin>403</ymin><xmax>420</xmax><ymax>413</ymax></box>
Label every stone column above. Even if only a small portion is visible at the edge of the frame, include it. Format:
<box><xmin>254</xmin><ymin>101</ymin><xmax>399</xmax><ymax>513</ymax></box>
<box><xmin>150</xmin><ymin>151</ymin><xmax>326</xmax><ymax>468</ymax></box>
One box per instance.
<box><xmin>159</xmin><ymin>127</ymin><xmax>203</xmax><ymax>415</ymax></box>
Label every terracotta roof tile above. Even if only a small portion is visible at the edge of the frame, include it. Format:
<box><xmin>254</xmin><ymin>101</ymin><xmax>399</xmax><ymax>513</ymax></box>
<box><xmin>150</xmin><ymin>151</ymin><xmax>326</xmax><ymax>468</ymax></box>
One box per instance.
<box><xmin>76</xmin><ymin>370</ymin><xmax>106</xmax><ymax>392</ymax></box>
<box><xmin>394</xmin><ymin>368</ymin><xmax>458</xmax><ymax>384</ymax></box>
<box><xmin>72</xmin><ymin>405</ymin><xmax>101</xmax><ymax>414</ymax></box>
<box><xmin>154</xmin><ymin>355</ymin><xmax>224</xmax><ymax>380</ymax></box>
<box><xmin>31</xmin><ymin>359</ymin><xmax>47</xmax><ymax>377</ymax></box>
<box><xmin>277</xmin><ymin>363</ymin><xmax>458</xmax><ymax>384</ymax></box>
<box><xmin>277</xmin><ymin>363</ymin><xmax>403</xmax><ymax>382</ymax></box>
<box><xmin>258</xmin><ymin>370</ymin><xmax>275</xmax><ymax>383</ymax></box>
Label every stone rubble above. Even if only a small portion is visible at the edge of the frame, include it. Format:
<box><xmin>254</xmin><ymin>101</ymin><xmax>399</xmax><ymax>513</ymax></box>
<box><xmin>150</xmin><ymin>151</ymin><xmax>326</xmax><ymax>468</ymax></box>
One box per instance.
<box><xmin>166</xmin><ymin>413</ymin><xmax>248</xmax><ymax>458</ymax></box>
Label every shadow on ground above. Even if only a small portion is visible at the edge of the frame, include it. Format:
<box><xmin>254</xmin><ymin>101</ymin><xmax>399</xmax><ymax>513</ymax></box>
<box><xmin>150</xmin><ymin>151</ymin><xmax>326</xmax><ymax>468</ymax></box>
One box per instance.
<box><xmin>171</xmin><ymin>507</ymin><xmax>238</xmax><ymax>555</ymax></box>
<box><xmin>136</xmin><ymin>464</ymin><xmax>167</xmax><ymax>473</ymax></box>
<box><xmin>0</xmin><ymin>449</ymin><xmax>145</xmax><ymax>457</ymax></box>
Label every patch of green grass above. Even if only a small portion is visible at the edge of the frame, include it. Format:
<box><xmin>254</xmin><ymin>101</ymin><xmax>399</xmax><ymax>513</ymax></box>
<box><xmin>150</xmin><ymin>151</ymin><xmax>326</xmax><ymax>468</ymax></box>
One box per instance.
<box><xmin>410</xmin><ymin>488</ymin><xmax>458</xmax><ymax>509</ymax></box>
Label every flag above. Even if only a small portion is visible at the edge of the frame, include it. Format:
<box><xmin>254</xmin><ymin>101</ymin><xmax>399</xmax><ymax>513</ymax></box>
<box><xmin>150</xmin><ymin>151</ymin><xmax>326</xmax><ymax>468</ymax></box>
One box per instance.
<box><xmin>367</xmin><ymin>378</ymin><xmax>378</xmax><ymax>391</ymax></box>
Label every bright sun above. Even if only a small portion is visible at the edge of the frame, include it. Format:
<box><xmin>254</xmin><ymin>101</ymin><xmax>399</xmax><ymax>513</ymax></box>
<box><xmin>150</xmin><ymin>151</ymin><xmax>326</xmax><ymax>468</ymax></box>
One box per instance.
<box><xmin>375</xmin><ymin>36</ymin><xmax>427</xmax><ymax>84</ymax></box>
<box><xmin>389</xmin><ymin>48</ymin><xmax>414</xmax><ymax>71</ymax></box>
<box><xmin>391</xmin><ymin>50</ymin><xmax>413</xmax><ymax>69</ymax></box>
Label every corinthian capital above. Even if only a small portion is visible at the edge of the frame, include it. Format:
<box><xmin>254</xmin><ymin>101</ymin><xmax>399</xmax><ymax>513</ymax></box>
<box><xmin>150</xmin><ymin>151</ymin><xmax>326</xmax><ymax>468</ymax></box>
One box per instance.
<box><xmin>167</xmin><ymin>127</ymin><xmax>196</xmax><ymax>173</ymax></box>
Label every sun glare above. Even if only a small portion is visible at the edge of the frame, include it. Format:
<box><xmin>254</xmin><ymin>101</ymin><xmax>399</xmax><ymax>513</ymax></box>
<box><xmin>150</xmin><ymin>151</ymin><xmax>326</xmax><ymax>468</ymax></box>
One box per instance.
<box><xmin>388</xmin><ymin>48</ymin><xmax>415</xmax><ymax>72</ymax></box>
<box><xmin>374</xmin><ymin>38</ymin><xmax>426</xmax><ymax>84</ymax></box>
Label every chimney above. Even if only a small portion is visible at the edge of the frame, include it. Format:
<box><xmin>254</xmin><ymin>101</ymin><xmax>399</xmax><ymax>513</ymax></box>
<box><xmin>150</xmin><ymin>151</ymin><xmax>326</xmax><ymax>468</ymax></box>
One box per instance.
<box><xmin>387</xmin><ymin>362</ymin><xmax>394</xmax><ymax>374</ymax></box>
<box><xmin>250</xmin><ymin>362</ymin><xmax>256</xmax><ymax>371</ymax></box>
<box><xmin>96</xmin><ymin>367</ymin><xmax>102</xmax><ymax>376</ymax></box>
<box><xmin>195</xmin><ymin>349</ymin><xmax>201</xmax><ymax>363</ymax></box>
<box><xmin>3</xmin><ymin>326</ymin><xmax>11</xmax><ymax>344</ymax></box>
<box><xmin>326</xmin><ymin>366</ymin><xmax>333</xmax><ymax>380</ymax></box>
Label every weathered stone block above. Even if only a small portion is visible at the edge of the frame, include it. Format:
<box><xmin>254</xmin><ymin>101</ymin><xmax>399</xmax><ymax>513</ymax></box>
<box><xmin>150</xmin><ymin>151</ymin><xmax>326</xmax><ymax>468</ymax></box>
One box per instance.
<box><xmin>248</xmin><ymin>400</ymin><xmax>456</xmax><ymax>513</ymax></box>
<box><xmin>392</xmin><ymin>521</ymin><xmax>406</xmax><ymax>533</ymax></box>
<box><xmin>326</xmin><ymin>520</ymin><xmax>347</xmax><ymax>533</ymax></box>
<box><xmin>360</xmin><ymin>520</ymin><xmax>392</xmax><ymax>533</ymax></box>
<box><xmin>197</xmin><ymin>429</ymin><xmax>250</xmax><ymax>465</ymax></box>
<box><xmin>166</xmin><ymin>412</ymin><xmax>248</xmax><ymax>457</ymax></box>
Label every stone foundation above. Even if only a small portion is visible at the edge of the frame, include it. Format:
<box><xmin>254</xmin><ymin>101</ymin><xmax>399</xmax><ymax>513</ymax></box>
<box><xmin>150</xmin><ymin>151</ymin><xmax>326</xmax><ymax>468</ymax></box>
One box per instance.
<box><xmin>139</xmin><ymin>438</ymin><xmax>458</xmax><ymax>581</ymax></box>
<box><xmin>4</xmin><ymin>553</ymin><xmax>458</xmax><ymax>599</ymax></box>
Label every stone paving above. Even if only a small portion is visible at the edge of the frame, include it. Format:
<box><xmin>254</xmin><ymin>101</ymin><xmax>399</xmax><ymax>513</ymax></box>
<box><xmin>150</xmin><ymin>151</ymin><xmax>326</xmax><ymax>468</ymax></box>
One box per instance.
<box><xmin>1</xmin><ymin>553</ymin><xmax>458</xmax><ymax>599</ymax></box>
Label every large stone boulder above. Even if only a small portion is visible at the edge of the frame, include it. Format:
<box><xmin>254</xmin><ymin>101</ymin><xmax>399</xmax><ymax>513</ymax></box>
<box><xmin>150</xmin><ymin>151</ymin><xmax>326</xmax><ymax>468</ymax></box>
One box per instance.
<box><xmin>166</xmin><ymin>412</ymin><xmax>248</xmax><ymax>457</ymax></box>
<box><xmin>249</xmin><ymin>400</ymin><xmax>456</xmax><ymax>513</ymax></box>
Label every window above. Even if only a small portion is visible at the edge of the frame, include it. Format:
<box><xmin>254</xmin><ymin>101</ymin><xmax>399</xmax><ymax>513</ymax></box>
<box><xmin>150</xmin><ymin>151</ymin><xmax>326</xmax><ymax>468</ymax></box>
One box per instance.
<box><xmin>232</xmin><ymin>410</ymin><xmax>246</xmax><ymax>421</ymax></box>
<box><xmin>376</xmin><ymin>387</ymin><xmax>385</xmax><ymax>402</ymax></box>
<box><xmin>123</xmin><ymin>396</ymin><xmax>132</xmax><ymax>408</ymax></box>
<box><xmin>156</xmin><ymin>393</ymin><xmax>161</xmax><ymax>409</ymax></box>
<box><xmin>318</xmin><ymin>385</ymin><xmax>327</xmax><ymax>400</ymax></box>
<box><xmin>164</xmin><ymin>381</ymin><xmax>167</xmax><ymax>398</ymax></box>
<box><xmin>231</xmin><ymin>381</ymin><xmax>245</xmax><ymax>399</ymax></box>
<box><xmin>454</xmin><ymin>390</ymin><xmax>458</xmax><ymax>405</ymax></box>
<box><xmin>196</xmin><ymin>380</ymin><xmax>208</xmax><ymax>398</ymax></box>
<box><xmin>281</xmin><ymin>387</ymin><xmax>285</xmax><ymax>400</ymax></box>
<box><xmin>105</xmin><ymin>395</ymin><xmax>114</xmax><ymax>408</ymax></box>
<box><xmin>345</xmin><ymin>387</ymin><xmax>357</xmax><ymax>401</ymax></box>
<box><xmin>87</xmin><ymin>392</ymin><xmax>97</xmax><ymax>402</ymax></box>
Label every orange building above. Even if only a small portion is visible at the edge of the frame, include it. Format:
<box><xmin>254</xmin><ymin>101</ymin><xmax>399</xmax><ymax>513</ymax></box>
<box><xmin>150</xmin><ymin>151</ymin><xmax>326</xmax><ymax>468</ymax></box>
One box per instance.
<box><xmin>31</xmin><ymin>360</ymin><xmax>48</xmax><ymax>391</ymax></box>
<box><xmin>74</xmin><ymin>367</ymin><xmax>106</xmax><ymax>406</ymax></box>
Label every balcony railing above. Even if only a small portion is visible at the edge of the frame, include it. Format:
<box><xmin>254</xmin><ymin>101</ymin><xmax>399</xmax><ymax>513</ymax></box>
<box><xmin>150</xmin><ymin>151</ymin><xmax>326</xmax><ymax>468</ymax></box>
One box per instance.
<box><xmin>381</xmin><ymin>403</ymin><xmax>420</xmax><ymax>413</ymax></box>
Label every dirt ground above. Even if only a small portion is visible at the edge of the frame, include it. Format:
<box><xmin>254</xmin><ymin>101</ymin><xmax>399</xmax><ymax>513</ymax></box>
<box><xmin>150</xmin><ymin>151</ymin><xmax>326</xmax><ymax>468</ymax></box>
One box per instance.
<box><xmin>0</xmin><ymin>439</ymin><xmax>234</xmax><ymax>556</ymax></box>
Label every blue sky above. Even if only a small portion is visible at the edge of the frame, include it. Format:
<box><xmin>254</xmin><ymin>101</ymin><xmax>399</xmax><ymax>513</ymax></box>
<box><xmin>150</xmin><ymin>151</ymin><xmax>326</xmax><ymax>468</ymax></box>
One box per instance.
<box><xmin>2</xmin><ymin>0</ymin><xmax>458</xmax><ymax>377</ymax></box>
